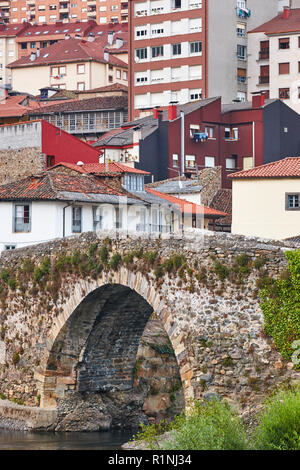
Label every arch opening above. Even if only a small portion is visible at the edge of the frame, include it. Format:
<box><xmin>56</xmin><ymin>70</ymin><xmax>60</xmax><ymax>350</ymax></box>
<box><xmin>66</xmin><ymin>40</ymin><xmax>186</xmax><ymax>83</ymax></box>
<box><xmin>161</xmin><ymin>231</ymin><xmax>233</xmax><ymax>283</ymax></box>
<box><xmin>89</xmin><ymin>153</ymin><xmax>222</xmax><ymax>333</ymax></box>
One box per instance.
<box><xmin>41</xmin><ymin>283</ymin><xmax>185</xmax><ymax>431</ymax></box>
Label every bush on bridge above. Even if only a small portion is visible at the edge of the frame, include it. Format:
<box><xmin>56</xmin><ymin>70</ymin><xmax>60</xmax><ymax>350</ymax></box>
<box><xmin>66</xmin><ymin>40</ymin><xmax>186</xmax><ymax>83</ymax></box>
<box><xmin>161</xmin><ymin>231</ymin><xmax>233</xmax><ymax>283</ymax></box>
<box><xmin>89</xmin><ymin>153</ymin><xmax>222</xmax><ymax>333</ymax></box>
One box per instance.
<box><xmin>259</xmin><ymin>250</ymin><xmax>300</xmax><ymax>367</ymax></box>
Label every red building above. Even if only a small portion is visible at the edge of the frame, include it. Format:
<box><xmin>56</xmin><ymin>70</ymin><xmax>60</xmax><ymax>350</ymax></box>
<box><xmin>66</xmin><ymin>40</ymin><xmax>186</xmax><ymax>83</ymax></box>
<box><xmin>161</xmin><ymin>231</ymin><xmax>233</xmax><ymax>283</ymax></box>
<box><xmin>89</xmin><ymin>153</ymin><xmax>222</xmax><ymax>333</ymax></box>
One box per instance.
<box><xmin>94</xmin><ymin>94</ymin><xmax>300</xmax><ymax>189</ymax></box>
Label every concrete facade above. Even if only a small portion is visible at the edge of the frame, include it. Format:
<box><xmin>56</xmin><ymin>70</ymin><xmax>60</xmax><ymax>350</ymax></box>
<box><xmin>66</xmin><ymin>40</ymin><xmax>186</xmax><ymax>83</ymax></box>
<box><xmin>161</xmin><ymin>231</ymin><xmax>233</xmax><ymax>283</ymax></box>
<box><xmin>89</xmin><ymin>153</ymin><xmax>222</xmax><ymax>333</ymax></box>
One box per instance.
<box><xmin>208</xmin><ymin>0</ymin><xmax>278</xmax><ymax>104</ymax></box>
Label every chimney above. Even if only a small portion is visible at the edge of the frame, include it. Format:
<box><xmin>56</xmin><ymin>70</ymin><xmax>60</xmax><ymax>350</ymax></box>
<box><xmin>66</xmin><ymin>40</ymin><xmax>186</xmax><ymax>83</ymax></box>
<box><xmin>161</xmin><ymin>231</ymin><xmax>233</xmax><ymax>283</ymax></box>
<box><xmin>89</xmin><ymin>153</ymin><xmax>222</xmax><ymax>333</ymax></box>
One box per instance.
<box><xmin>87</xmin><ymin>32</ymin><xmax>95</xmax><ymax>42</ymax></box>
<box><xmin>29</xmin><ymin>52</ymin><xmax>36</xmax><ymax>61</ymax></box>
<box><xmin>75</xmin><ymin>33</ymin><xmax>81</xmax><ymax>39</ymax></box>
<box><xmin>168</xmin><ymin>102</ymin><xmax>178</xmax><ymax>121</ymax></box>
<box><xmin>36</xmin><ymin>47</ymin><xmax>40</xmax><ymax>57</ymax></box>
<box><xmin>283</xmin><ymin>6</ymin><xmax>290</xmax><ymax>19</ymax></box>
<box><xmin>252</xmin><ymin>94</ymin><xmax>265</xmax><ymax>108</ymax></box>
<box><xmin>104</xmin><ymin>50</ymin><xmax>109</xmax><ymax>61</ymax></box>
<box><xmin>65</xmin><ymin>33</ymin><xmax>71</xmax><ymax>40</ymax></box>
<box><xmin>107</xmin><ymin>30</ymin><xmax>114</xmax><ymax>45</ymax></box>
<box><xmin>115</xmin><ymin>37</ymin><xmax>124</xmax><ymax>48</ymax></box>
<box><xmin>153</xmin><ymin>108</ymin><xmax>161</xmax><ymax>119</ymax></box>
<box><xmin>157</xmin><ymin>109</ymin><xmax>163</xmax><ymax>123</ymax></box>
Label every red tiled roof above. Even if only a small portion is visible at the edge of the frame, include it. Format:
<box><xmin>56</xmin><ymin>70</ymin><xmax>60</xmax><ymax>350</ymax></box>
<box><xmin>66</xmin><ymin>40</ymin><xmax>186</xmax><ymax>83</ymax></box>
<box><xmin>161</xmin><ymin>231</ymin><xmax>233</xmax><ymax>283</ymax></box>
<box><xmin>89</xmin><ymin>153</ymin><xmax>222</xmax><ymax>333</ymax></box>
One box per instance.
<box><xmin>0</xmin><ymin>94</ymin><xmax>40</xmax><ymax>118</ymax></box>
<box><xmin>0</xmin><ymin>23</ymin><xmax>29</xmax><ymax>37</ymax></box>
<box><xmin>249</xmin><ymin>9</ymin><xmax>300</xmax><ymax>34</ymax></box>
<box><xmin>0</xmin><ymin>171</ymin><xmax>124</xmax><ymax>201</ymax></box>
<box><xmin>51</xmin><ymin>161</ymin><xmax>150</xmax><ymax>175</ymax></box>
<box><xmin>15</xmin><ymin>20</ymin><xmax>96</xmax><ymax>39</ymax></box>
<box><xmin>228</xmin><ymin>157</ymin><xmax>300</xmax><ymax>179</ymax></box>
<box><xmin>209</xmin><ymin>189</ymin><xmax>232</xmax><ymax>226</ymax></box>
<box><xmin>80</xmin><ymin>83</ymin><xmax>128</xmax><ymax>93</ymax></box>
<box><xmin>7</xmin><ymin>37</ymin><xmax>128</xmax><ymax>69</ymax></box>
<box><xmin>29</xmin><ymin>95</ymin><xmax>128</xmax><ymax>114</ymax></box>
<box><xmin>145</xmin><ymin>188</ymin><xmax>227</xmax><ymax>218</ymax></box>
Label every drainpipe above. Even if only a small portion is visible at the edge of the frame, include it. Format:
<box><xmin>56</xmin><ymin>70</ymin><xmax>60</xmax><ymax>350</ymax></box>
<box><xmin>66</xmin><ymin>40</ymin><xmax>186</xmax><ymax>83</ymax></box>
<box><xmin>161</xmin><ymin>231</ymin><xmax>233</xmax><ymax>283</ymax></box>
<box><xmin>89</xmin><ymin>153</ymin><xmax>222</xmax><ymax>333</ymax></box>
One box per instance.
<box><xmin>63</xmin><ymin>202</ymin><xmax>73</xmax><ymax>238</ymax></box>
<box><xmin>252</xmin><ymin>121</ymin><xmax>255</xmax><ymax>167</ymax></box>
<box><xmin>180</xmin><ymin>111</ymin><xmax>185</xmax><ymax>176</ymax></box>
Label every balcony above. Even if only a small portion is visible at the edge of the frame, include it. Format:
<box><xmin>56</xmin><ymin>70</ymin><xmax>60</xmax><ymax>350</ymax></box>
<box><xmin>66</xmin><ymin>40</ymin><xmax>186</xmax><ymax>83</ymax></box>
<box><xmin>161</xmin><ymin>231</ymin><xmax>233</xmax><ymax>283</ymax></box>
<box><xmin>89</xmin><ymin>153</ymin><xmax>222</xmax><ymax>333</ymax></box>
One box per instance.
<box><xmin>258</xmin><ymin>76</ymin><xmax>269</xmax><ymax>85</ymax></box>
<box><xmin>193</xmin><ymin>132</ymin><xmax>208</xmax><ymax>143</ymax></box>
<box><xmin>236</xmin><ymin>7</ymin><xmax>251</xmax><ymax>19</ymax></box>
<box><xmin>258</xmin><ymin>50</ymin><xmax>269</xmax><ymax>60</ymax></box>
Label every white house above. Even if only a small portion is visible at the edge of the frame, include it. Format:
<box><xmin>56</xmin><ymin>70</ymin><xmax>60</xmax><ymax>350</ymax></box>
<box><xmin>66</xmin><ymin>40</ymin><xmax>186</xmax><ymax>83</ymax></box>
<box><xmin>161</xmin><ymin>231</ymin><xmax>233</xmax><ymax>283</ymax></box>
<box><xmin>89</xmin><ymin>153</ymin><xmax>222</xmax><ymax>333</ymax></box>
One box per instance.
<box><xmin>229</xmin><ymin>156</ymin><xmax>300</xmax><ymax>240</ymax></box>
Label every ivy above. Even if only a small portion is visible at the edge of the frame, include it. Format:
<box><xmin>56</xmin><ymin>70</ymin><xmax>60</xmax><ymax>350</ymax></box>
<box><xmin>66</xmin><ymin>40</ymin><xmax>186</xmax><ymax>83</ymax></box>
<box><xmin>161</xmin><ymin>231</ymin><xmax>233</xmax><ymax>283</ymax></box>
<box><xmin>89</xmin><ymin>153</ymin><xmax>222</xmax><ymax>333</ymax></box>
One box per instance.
<box><xmin>259</xmin><ymin>250</ymin><xmax>300</xmax><ymax>367</ymax></box>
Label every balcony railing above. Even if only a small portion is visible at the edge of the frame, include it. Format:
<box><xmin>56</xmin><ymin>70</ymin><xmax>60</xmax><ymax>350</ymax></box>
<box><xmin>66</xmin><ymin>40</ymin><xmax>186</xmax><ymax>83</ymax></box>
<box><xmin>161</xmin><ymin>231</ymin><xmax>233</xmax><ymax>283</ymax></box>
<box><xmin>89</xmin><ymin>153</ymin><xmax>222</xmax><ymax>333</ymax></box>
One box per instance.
<box><xmin>258</xmin><ymin>76</ymin><xmax>269</xmax><ymax>84</ymax></box>
<box><xmin>258</xmin><ymin>50</ymin><xmax>269</xmax><ymax>60</ymax></box>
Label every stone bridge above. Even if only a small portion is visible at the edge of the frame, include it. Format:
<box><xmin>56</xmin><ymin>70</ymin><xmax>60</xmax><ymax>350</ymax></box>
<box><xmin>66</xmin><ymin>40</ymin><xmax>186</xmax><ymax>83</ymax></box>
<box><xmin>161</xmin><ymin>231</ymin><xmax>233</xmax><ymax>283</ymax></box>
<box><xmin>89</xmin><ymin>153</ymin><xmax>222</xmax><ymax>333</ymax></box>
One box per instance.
<box><xmin>0</xmin><ymin>230</ymin><xmax>299</xmax><ymax>431</ymax></box>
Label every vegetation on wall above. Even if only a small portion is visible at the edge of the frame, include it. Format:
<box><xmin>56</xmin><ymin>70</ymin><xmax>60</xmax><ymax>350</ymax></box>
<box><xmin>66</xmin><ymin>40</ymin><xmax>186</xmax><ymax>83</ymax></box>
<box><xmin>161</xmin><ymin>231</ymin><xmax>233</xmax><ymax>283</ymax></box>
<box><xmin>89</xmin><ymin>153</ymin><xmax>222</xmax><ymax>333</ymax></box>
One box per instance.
<box><xmin>259</xmin><ymin>250</ymin><xmax>300</xmax><ymax>367</ymax></box>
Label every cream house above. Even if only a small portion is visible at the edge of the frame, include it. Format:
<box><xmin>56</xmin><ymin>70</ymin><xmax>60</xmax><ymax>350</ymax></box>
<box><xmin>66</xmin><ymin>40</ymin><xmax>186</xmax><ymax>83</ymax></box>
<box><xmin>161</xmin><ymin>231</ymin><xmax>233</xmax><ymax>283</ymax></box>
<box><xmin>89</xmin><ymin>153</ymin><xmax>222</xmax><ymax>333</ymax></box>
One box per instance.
<box><xmin>230</xmin><ymin>157</ymin><xmax>300</xmax><ymax>240</ymax></box>
<box><xmin>0</xmin><ymin>23</ymin><xmax>29</xmax><ymax>90</ymax></box>
<box><xmin>7</xmin><ymin>37</ymin><xmax>128</xmax><ymax>96</ymax></box>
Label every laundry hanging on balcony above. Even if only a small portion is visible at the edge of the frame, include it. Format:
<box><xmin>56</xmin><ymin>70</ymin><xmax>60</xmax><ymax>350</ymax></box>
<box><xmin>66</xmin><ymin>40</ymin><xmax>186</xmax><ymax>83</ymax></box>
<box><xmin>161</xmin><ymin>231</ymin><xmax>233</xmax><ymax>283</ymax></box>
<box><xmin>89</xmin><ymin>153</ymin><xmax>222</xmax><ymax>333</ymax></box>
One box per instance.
<box><xmin>193</xmin><ymin>132</ymin><xmax>208</xmax><ymax>142</ymax></box>
<box><xmin>237</xmin><ymin>8</ymin><xmax>251</xmax><ymax>18</ymax></box>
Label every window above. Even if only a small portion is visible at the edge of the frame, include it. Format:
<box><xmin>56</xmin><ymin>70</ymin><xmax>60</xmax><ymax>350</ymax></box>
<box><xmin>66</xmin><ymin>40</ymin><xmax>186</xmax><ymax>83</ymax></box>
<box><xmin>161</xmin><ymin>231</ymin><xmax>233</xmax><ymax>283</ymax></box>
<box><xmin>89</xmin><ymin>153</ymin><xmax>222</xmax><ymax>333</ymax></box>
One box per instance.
<box><xmin>237</xmin><ymin>67</ymin><xmax>246</xmax><ymax>83</ymax></box>
<box><xmin>135</xmin><ymin>47</ymin><xmax>147</xmax><ymax>60</ymax></box>
<box><xmin>190</xmin><ymin>91</ymin><xmax>202</xmax><ymax>100</ymax></box>
<box><xmin>152</xmin><ymin>46</ymin><xmax>164</xmax><ymax>58</ymax></box>
<box><xmin>136</xmin><ymin>29</ymin><xmax>147</xmax><ymax>37</ymax></box>
<box><xmin>30</xmin><ymin>41</ymin><xmax>36</xmax><ymax>48</ymax></box>
<box><xmin>237</xmin><ymin>22</ymin><xmax>246</xmax><ymax>37</ymax></box>
<box><xmin>172</xmin><ymin>154</ymin><xmax>179</xmax><ymax>167</ymax></box>
<box><xmin>237</xmin><ymin>44</ymin><xmax>246</xmax><ymax>60</ymax></box>
<box><xmin>14</xmin><ymin>204</ymin><xmax>31</xmax><ymax>233</ymax></box>
<box><xmin>123</xmin><ymin>71</ymin><xmax>127</xmax><ymax>80</ymax></box>
<box><xmin>46</xmin><ymin>155</ymin><xmax>55</xmax><ymax>168</ymax></box>
<box><xmin>225</xmin><ymin>128</ymin><xmax>238</xmax><ymax>140</ymax></box>
<box><xmin>21</xmin><ymin>42</ymin><xmax>27</xmax><ymax>50</ymax></box>
<box><xmin>190</xmin><ymin>124</ymin><xmax>200</xmax><ymax>137</ymax></box>
<box><xmin>51</xmin><ymin>65</ymin><xmax>66</xmax><ymax>77</ymax></box>
<box><xmin>116</xmin><ymin>69</ymin><xmax>121</xmax><ymax>79</ymax></box>
<box><xmin>226</xmin><ymin>156</ymin><xmax>237</xmax><ymax>170</ymax></box>
<box><xmin>4</xmin><ymin>245</ymin><xmax>16</xmax><ymax>251</ymax></box>
<box><xmin>205</xmin><ymin>126</ymin><xmax>214</xmax><ymax>138</ymax></box>
<box><xmin>279</xmin><ymin>88</ymin><xmax>290</xmax><ymax>100</ymax></box>
<box><xmin>72</xmin><ymin>206</ymin><xmax>82</xmax><ymax>233</ymax></box>
<box><xmin>279</xmin><ymin>62</ymin><xmax>290</xmax><ymax>74</ymax></box>
<box><xmin>93</xmin><ymin>206</ymin><xmax>103</xmax><ymax>231</ymax></box>
<box><xmin>205</xmin><ymin>156</ymin><xmax>215</xmax><ymax>168</ymax></box>
<box><xmin>77</xmin><ymin>82</ymin><xmax>85</xmax><ymax>90</ymax></box>
<box><xmin>190</xmin><ymin>41</ymin><xmax>202</xmax><ymax>54</ymax></box>
<box><xmin>279</xmin><ymin>38</ymin><xmax>290</xmax><ymax>49</ymax></box>
<box><xmin>109</xmin><ymin>75</ymin><xmax>113</xmax><ymax>82</ymax></box>
<box><xmin>243</xmin><ymin>156</ymin><xmax>253</xmax><ymax>170</ymax></box>
<box><xmin>77</xmin><ymin>64</ymin><xmax>85</xmax><ymax>74</ymax></box>
<box><xmin>172</xmin><ymin>0</ymin><xmax>181</xmax><ymax>8</ymax></box>
<box><xmin>172</xmin><ymin>43</ymin><xmax>181</xmax><ymax>55</ymax></box>
<box><xmin>286</xmin><ymin>193</ymin><xmax>300</xmax><ymax>210</ymax></box>
<box><xmin>185</xmin><ymin>154</ymin><xmax>196</xmax><ymax>168</ymax></box>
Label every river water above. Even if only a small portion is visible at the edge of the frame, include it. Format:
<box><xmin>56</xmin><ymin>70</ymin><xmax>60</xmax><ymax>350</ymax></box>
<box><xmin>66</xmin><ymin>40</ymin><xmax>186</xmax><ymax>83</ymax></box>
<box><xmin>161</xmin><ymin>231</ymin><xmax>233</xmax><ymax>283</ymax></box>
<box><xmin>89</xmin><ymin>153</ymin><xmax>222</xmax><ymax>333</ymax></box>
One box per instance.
<box><xmin>0</xmin><ymin>429</ymin><xmax>135</xmax><ymax>450</ymax></box>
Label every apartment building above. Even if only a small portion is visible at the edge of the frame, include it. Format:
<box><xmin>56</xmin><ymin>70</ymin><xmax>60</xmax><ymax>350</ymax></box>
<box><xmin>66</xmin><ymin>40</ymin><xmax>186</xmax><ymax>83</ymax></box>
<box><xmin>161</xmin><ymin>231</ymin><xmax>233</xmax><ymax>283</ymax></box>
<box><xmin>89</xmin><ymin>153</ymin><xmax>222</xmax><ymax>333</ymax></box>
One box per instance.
<box><xmin>0</xmin><ymin>21</ymin><xmax>29</xmax><ymax>88</ymax></box>
<box><xmin>128</xmin><ymin>0</ymin><xmax>278</xmax><ymax>120</ymax></box>
<box><xmin>15</xmin><ymin>20</ymin><xmax>127</xmax><ymax>59</ymax></box>
<box><xmin>0</xmin><ymin>1</ymin><xmax>128</xmax><ymax>25</ymax></box>
<box><xmin>7</xmin><ymin>36</ymin><xmax>128</xmax><ymax>95</ymax></box>
<box><xmin>247</xmin><ymin>3</ymin><xmax>300</xmax><ymax>114</ymax></box>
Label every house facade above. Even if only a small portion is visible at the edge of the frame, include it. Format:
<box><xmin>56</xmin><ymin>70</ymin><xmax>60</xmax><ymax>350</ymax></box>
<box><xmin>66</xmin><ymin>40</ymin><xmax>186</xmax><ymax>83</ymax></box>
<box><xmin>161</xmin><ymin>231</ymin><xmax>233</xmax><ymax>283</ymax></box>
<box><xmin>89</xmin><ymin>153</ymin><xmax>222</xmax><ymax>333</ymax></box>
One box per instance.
<box><xmin>248</xmin><ymin>4</ymin><xmax>300</xmax><ymax>114</ymax></box>
<box><xmin>128</xmin><ymin>0</ymin><xmax>279</xmax><ymax>120</ymax></box>
<box><xmin>0</xmin><ymin>1</ymin><xmax>128</xmax><ymax>25</ymax></box>
<box><xmin>94</xmin><ymin>95</ymin><xmax>300</xmax><ymax>188</ymax></box>
<box><xmin>7</xmin><ymin>37</ymin><xmax>128</xmax><ymax>96</ymax></box>
<box><xmin>229</xmin><ymin>156</ymin><xmax>300</xmax><ymax>240</ymax></box>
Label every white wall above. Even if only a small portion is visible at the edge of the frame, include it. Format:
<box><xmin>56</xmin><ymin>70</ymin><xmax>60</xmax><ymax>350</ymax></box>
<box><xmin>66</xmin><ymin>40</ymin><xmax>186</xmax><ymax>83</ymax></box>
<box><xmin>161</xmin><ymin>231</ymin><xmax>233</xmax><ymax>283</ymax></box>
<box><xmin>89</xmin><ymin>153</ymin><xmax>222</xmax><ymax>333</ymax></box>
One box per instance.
<box><xmin>232</xmin><ymin>178</ymin><xmax>300</xmax><ymax>240</ymax></box>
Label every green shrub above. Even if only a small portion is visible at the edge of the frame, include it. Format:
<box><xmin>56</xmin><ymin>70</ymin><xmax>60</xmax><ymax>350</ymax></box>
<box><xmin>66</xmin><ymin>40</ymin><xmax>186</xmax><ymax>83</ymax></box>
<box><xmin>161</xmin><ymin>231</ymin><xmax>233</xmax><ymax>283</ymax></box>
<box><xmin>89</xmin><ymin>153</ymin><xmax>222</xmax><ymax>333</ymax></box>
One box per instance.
<box><xmin>259</xmin><ymin>250</ymin><xmax>300</xmax><ymax>364</ymax></box>
<box><xmin>109</xmin><ymin>253</ymin><xmax>122</xmax><ymax>270</ymax></box>
<box><xmin>12</xmin><ymin>352</ymin><xmax>20</xmax><ymax>365</ymax></box>
<box><xmin>214</xmin><ymin>262</ymin><xmax>229</xmax><ymax>281</ymax></box>
<box><xmin>0</xmin><ymin>269</ymin><xmax>10</xmax><ymax>283</ymax></box>
<box><xmin>253</xmin><ymin>387</ymin><xmax>300</xmax><ymax>450</ymax></box>
<box><xmin>22</xmin><ymin>259</ymin><xmax>35</xmax><ymax>274</ymax></box>
<box><xmin>143</xmin><ymin>251</ymin><xmax>158</xmax><ymax>265</ymax></box>
<box><xmin>99</xmin><ymin>245</ymin><xmax>109</xmax><ymax>264</ymax></box>
<box><xmin>7</xmin><ymin>278</ymin><xmax>17</xmax><ymax>290</ymax></box>
<box><xmin>88</xmin><ymin>242</ymin><xmax>98</xmax><ymax>258</ymax></box>
<box><xmin>138</xmin><ymin>399</ymin><xmax>247</xmax><ymax>450</ymax></box>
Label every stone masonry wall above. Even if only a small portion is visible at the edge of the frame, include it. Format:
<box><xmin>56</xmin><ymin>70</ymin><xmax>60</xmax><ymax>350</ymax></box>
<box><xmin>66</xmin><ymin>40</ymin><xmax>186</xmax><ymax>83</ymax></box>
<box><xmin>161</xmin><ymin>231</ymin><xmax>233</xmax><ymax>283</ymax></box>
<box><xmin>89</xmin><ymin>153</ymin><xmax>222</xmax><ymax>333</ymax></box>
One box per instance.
<box><xmin>0</xmin><ymin>148</ymin><xmax>45</xmax><ymax>185</ymax></box>
<box><xmin>0</xmin><ymin>229</ymin><xmax>299</xmax><ymax>430</ymax></box>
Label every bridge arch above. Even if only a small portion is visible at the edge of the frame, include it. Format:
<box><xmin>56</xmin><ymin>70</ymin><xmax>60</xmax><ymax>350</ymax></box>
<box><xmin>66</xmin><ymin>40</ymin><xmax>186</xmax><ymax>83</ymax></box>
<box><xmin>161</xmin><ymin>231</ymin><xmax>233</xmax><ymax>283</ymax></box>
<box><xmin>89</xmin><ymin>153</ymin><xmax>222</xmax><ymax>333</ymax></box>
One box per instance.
<box><xmin>36</xmin><ymin>268</ymin><xmax>192</xmax><ymax>418</ymax></box>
